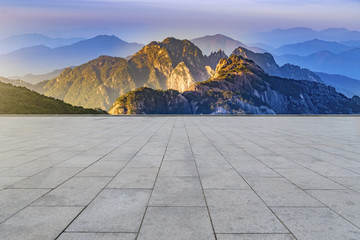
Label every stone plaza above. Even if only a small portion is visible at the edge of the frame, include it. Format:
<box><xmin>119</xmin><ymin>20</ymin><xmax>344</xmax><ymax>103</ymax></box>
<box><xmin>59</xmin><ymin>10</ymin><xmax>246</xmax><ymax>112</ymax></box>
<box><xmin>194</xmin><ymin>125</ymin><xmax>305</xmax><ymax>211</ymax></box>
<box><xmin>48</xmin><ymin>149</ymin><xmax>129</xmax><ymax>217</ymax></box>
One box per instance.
<box><xmin>0</xmin><ymin>116</ymin><xmax>359</xmax><ymax>240</ymax></box>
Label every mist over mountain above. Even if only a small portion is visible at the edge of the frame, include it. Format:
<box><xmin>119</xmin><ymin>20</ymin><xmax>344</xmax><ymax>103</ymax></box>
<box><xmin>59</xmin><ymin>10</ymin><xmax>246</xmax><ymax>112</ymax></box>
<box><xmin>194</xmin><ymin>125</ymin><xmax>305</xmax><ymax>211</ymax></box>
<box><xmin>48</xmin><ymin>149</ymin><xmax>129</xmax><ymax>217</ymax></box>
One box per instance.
<box><xmin>191</xmin><ymin>34</ymin><xmax>265</xmax><ymax>56</ymax></box>
<box><xmin>276</xmin><ymin>48</ymin><xmax>360</xmax><ymax>79</ymax></box>
<box><xmin>0</xmin><ymin>35</ymin><xmax>143</xmax><ymax>77</ymax></box>
<box><xmin>315</xmin><ymin>72</ymin><xmax>360</xmax><ymax>98</ymax></box>
<box><xmin>0</xmin><ymin>33</ymin><xmax>85</xmax><ymax>54</ymax></box>
<box><xmin>255</xmin><ymin>28</ymin><xmax>360</xmax><ymax>47</ymax></box>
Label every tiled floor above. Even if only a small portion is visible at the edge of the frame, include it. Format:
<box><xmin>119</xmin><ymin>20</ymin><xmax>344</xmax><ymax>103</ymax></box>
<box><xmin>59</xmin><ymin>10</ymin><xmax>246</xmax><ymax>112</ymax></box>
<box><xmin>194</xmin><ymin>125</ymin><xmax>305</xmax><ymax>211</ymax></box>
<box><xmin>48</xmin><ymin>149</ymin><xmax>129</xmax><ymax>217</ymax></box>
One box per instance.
<box><xmin>0</xmin><ymin>116</ymin><xmax>359</xmax><ymax>240</ymax></box>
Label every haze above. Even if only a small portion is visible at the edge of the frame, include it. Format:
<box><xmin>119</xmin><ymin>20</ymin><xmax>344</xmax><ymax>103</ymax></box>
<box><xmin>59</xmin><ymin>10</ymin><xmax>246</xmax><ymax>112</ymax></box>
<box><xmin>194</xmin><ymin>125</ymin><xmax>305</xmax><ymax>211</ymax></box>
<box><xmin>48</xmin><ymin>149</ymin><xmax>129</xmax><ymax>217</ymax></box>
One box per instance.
<box><xmin>0</xmin><ymin>0</ymin><xmax>359</xmax><ymax>43</ymax></box>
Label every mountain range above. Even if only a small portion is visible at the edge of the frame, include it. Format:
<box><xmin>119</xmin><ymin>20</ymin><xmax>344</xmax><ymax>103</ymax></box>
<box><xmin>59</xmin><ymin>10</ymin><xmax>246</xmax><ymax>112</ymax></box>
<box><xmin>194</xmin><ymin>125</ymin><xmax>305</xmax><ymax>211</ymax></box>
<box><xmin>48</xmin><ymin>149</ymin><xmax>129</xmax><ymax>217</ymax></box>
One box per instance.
<box><xmin>1</xmin><ymin>33</ymin><xmax>360</xmax><ymax>115</ymax></box>
<box><xmin>109</xmin><ymin>55</ymin><xmax>360</xmax><ymax>114</ymax></box>
<box><xmin>0</xmin><ymin>35</ymin><xmax>143</xmax><ymax>76</ymax></box>
<box><xmin>270</xmin><ymin>39</ymin><xmax>351</xmax><ymax>56</ymax></box>
<box><xmin>276</xmin><ymin>48</ymin><xmax>360</xmax><ymax>80</ymax></box>
<box><xmin>0</xmin><ymin>33</ymin><xmax>85</xmax><ymax>54</ymax></box>
<box><xmin>255</xmin><ymin>28</ymin><xmax>360</xmax><ymax>47</ymax></box>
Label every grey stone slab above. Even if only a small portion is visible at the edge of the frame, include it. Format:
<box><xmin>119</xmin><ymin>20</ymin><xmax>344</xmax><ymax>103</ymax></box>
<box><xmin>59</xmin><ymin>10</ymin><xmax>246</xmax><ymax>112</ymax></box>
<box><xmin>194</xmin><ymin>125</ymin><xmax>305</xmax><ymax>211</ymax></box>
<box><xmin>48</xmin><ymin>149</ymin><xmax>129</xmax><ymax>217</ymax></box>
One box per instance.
<box><xmin>276</xmin><ymin>168</ymin><xmax>345</xmax><ymax>190</ymax></box>
<box><xmin>0</xmin><ymin>159</ymin><xmax>57</xmax><ymax>177</ymax></box>
<box><xmin>272</xmin><ymin>207</ymin><xmax>360</xmax><ymax>240</ymax></box>
<box><xmin>33</xmin><ymin>176</ymin><xmax>111</xmax><ymax>206</ymax></box>
<box><xmin>255</xmin><ymin>155</ymin><xmax>302</xmax><ymax>169</ymax></box>
<box><xmin>217</xmin><ymin>234</ymin><xmax>296</xmax><ymax>240</ymax></box>
<box><xmin>247</xmin><ymin>177</ymin><xmax>322</xmax><ymax>207</ymax></box>
<box><xmin>205</xmin><ymin>190</ymin><xmax>288</xmax><ymax>233</ymax></box>
<box><xmin>158</xmin><ymin>160</ymin><xmax>198</xmax><ymax>177</ymax></box>
<box><xmin>0</xmin><ymin>177</ymin><xmax>26</xmax><ymax>190</ymax></box>
<box><xmin>67</xmin><ymin>189</ymin><xmax>150</xmax><ymax>232</ymax></box>
<box><xmin>77</xmin><ymin>161</ymin><xmax>127</xmax><ymax>177</ymax></box>
<box><xmin>107</xmin><ymin>167</ymin><xmax>158</xmax><ymax>189</ymax></box>
<box><xmin>198</xmin><ymin>168</ymin><xmax>249</xmax><ymax>190</ymax></box>
<box><xmin>56</xmin><ymin>154</ymin><xmax>102</xmax><ymax>168</ymax></box>
<box><xmin>232</xmin><ymin>163</ymin><xmax>280</xmax><ymax>178</ymax></box>
<box><xmin>307</xmin><ymin>189</ymin><xmax>360</xmax><ymax>227</ymax></box>
<box><xmin>163</xmin><ymin>150</ymin><xmax>194</xmax><ymax>161</ymax></box>
<box><xmin>0</xmin><ymin>206</ymin><xmax>82</xmax><ymax>240</ymax></box>
<box><xmin>9</xmin><ymin>167</ymin><xmax>82</xmax><ymax>189</ymax></box>
<box><xmin>58</xmin><ymin>233</ymin><xmax>137</xmax><ymax>240</ymax></box>
<box><xmin>149</xmin><ymin>176</ymin><xmax>205</xmax><ymax>206</ymax></box>
<box><xmin>330</xmin><ymin>177</ymin><xmax>360</xmax><ymax>190</ymax></box>
<box><xmin>137</xmin><ymin>207</ymin><xmax>215</xmax><ymax>240</ymax></box>
<box><xmin>0</xmin><ymin>189</ymin><xmax>49</xmax><ymax>222</ymax></box>
<box><xmin>127</xmin><ymin>155</ymin><xmax>163</xmax><ymax>168</ymax></box>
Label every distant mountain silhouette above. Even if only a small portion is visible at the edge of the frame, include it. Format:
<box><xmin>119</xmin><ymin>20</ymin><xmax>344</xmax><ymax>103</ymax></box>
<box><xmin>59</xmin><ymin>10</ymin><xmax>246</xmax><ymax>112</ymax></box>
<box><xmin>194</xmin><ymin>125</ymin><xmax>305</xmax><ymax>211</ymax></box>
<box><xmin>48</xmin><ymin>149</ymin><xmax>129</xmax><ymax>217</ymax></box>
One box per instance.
<box><xmin>9</xmin><ymin>69</ymin><xmax>65</xmax><ymax>84</ymax></box>
<box><xmin>0</xmin><ymin>35</ymin><xmax>143</xmax><ymax>77</ymax></box>
<box><xmin>256</xmin><ymin>28</ymin><xmax>360</xmax><ymax>47</ymax></box>
<box><xmin>276</xmin><ymin>48</ymin><xmax>360</xmax><ymax>79</ymax></box>
<box><xmin>315</xmin><ymin>72</ymin><xmax>360</xmax><ymax>98</ymax></box>
<box><xmin>191</xmin><ymin>34</ymin><xmax>265</xmax><ymax>55</ymax></box>
<box><xmin>0</xmin><ymin>33</ymin><xmax>85</xmax><ymax>54</ymax></box>
<box><xmin>274</xmin><ymin>39</ymin><xmax>350</xmax><ymax>56</ymax></box>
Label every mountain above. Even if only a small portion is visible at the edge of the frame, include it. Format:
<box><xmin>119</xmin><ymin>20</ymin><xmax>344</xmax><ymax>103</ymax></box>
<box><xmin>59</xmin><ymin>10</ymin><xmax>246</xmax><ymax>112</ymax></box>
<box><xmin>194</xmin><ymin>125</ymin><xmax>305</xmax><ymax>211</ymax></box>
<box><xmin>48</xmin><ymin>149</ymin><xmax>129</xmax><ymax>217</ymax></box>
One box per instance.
<box><xmin>255</xmin><ymin>28</ymin><xmax>360</xmax><ymax>47</ymax></box>
<box><xmin>9</xmin><ymin>69</ymin><xmax>64</xmax><ymax>84</ymax></box>
<box><xmin>276</xmin><ymin>48</ymin><xmax>360</xmax><ymax>79</ymax></box>
<box><xmin>43</xmin><ymin>37</ymin><xmax>217</xmax><ymax>110</ymax></box>
<box><xmin>274</xmin><ymin>39</ymin><xmax>350</xmax><ymax>56</ymax></box>
<box><xmin>0</xmin><ymin>35</ymin><xmax>143</xmax><ymax>76</ymax></box>
<box><xmin>0</xmin><ymin>81</ymin><xmax>101</xmax><ymax>114</ymax></box>
<box><xmin>109</xmin><ymin>55</ymin><xmax>360</xmax><ymax>115</ymax></box>
<box><xmin>0</xmin><ymin>33</ymin><xmax>85</xmax><ymax>54</ymax></box>
<box><xmin>232</xmin><ymin>47</ymin><xmax>323</xmax><ymax>83</ymax></box>
<box><xmin>315</xmin><ymin>72</ymin><xmax>360</xmax><ymax>98</ymax></box>
<box><xmin>0</xmin><ymin>76</ymin><xmax>46</xmax><ymax>93</ymax></box>
<box><xmin>191</xmin><ymin>34</ymin><xmax>265</xmax><ymax>56</ymax></box>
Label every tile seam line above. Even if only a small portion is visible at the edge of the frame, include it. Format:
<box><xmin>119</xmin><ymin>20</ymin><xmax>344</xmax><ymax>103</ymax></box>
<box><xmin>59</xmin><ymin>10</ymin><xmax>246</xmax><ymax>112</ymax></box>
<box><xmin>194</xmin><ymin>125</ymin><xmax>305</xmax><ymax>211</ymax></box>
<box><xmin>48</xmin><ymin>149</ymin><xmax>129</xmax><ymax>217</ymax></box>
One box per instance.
<box><xmin>185</xmin><ymin>118</ymin><xmax>218</xmax><ymax>240</ymax></box>
<box><xmin>0</xmin><ymin>120</ymin><xmax>148</xmax><ymax>225</ymax></box>
<box><xmin>192</xmin><ymin>118</ymin><xmax>297</xmax><ymax>239</ymax></box>
<box><xmin>53</xmin><ymin>118</ymin><xmax>168</xmax><ymax>240</ymax></box>
<box><xmin>135</xmin><ymin>117</ymin><xmax>175</xmax><ymax>240</ymax></box>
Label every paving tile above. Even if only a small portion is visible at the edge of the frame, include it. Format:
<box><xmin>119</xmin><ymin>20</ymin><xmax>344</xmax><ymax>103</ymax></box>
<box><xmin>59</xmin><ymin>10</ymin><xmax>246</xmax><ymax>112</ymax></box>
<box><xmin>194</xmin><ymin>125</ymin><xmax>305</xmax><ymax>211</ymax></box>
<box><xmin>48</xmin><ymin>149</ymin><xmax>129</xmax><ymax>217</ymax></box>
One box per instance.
<box><xmin>76</xmin><ymin>161</ymin><xmax>127</xmax><ymax>177</ymax></box>
<box><xmin>58</xmin><ymin>233</ymin><xmax>136</xmax><ymax>240</ymax></box>
<box><xmin>107</xmin><ymin>167</ymin><xmax>158</xmax><ymax>189</ymax></box>
<box><xmin>0</xmin><ymin>189</ymin><xmax>49</xmax><ymax>222</ymax></box>
<box><xmin>33</xmin><ymin>176</ymin><xmax>111</xmax><ymax>206</ymax></box>
<box><xmin>158</xmin><ymin>160</ymin><xmax>198</xmax><ymax>177</ymax></box>
<box><xmin>149</xmin><ymin>176</ymin><xmax>205</xmax><ymax>206</ymax></box>
<box><xmin>137</xmin><ymin>207</ymin><xmax>215</xmax><ymax>240</ymax></box>
<box><xmin>0</xmin><ymin>206</ymin><xmax>82</xmax><ymax>240</ymax></box>
<box><xmin>67</xmin><ymin>189</ymin><xmax>150</xmax><ymax>232</ymax></box>
<box><xmin>0</xmin><ymin>177</ymin><xmax>26</xmax><ymax>190</ymax></box>
<box><xmin>247</xmin><ymin>177</ymin><xmax>322</xmax><ymax>207</ymax></box>
<box><xmin>307</xmin><ymin>189</ymin><xmax>360</xmax><ymax>227</ymax></box>
<box><xmin>205</xmin><ymin>190</ymin><xmax>288</xmax><ymax>233</ymax></box>
<box><xmin>127</xmin><ymin>155</ymin><xmax>163</xmax><ymax>168</ymax></box>
<box><xmin>330</xmin><ymin>177</ymin><xmax>360</xmax><ymax>191</ymax></box>
<box><xmin>163</xmin><ymin>151</ymin><xmax>193</xmax><ymax>161</ymax></box>
<box><xmin>198</xmin><ymin>168</ymin><xmax>249</xmax><ymax>190</ymax></box>
<box><xmin>9</xmin><ymin>167</ymin><xmax>82</xmax><ymax>189</ymax></box>
<box><xmin>216</xmin><ymin>234</ymin><xmax>296</xmax><ymax>240</ymax></box>
<box><xmin>272</xmin><ymin>207</ymin><xmax>360</xmax><ymax>240</ymax></box>
<box><xmin>276</xmin><ymin>168</ymin><xmax>345</xmax><ymax>190</ymax></box>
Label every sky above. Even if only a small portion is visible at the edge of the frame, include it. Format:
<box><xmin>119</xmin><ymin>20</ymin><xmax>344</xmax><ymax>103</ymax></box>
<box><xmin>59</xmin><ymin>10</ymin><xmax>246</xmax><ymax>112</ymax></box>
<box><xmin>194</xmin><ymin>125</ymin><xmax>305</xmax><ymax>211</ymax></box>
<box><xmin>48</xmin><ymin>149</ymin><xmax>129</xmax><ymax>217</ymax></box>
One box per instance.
<box><xmin>0</xmin><ymin>0</ymin><xmax>359</xmax><ymax>43</ymax></box>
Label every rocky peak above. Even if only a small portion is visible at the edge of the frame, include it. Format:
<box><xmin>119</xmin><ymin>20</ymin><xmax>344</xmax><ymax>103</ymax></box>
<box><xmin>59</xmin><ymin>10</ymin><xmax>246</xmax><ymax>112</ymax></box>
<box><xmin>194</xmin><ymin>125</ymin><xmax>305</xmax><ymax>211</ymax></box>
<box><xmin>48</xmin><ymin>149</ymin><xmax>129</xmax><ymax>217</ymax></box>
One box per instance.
<box><xmin>205</xmin><ymin>49</ymin><xmax>228</xmax><ymax>69</ymax></box>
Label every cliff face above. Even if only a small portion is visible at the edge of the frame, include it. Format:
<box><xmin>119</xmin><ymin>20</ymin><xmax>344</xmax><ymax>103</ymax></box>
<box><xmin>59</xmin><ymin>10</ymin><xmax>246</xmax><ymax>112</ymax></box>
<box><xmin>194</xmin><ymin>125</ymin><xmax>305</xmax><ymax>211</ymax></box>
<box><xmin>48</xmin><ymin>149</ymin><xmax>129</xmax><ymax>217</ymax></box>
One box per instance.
<box><xmin>109</xmin><ymin>55</ymin><xmax>360</xmax><ymax>115</ymax></box>
<box><xmin>43</xmin><ymin>38</ymin><xmax>213</xmax><ymax>110</ymax></box>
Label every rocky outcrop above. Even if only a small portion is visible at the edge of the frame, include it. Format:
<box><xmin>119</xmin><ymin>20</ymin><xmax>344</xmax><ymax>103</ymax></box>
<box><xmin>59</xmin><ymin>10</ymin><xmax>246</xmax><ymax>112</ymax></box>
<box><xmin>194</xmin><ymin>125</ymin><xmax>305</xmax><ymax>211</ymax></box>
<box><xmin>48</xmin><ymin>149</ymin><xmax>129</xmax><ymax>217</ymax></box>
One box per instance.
<box><xmin>109</xmin><ymin>55</ymin><xmax>360</xmax><ymax>115</ymax></box>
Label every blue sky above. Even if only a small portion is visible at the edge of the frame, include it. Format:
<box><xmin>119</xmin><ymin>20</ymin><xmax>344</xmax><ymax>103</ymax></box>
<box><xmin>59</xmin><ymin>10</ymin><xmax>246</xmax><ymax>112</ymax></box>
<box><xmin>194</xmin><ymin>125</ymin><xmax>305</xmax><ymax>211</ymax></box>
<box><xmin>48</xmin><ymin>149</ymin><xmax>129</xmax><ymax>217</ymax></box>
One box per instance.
<box><xmin>0</xmin><ymin>0</ymin><xmax>359</xmax><ymax>43</ymax></box>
